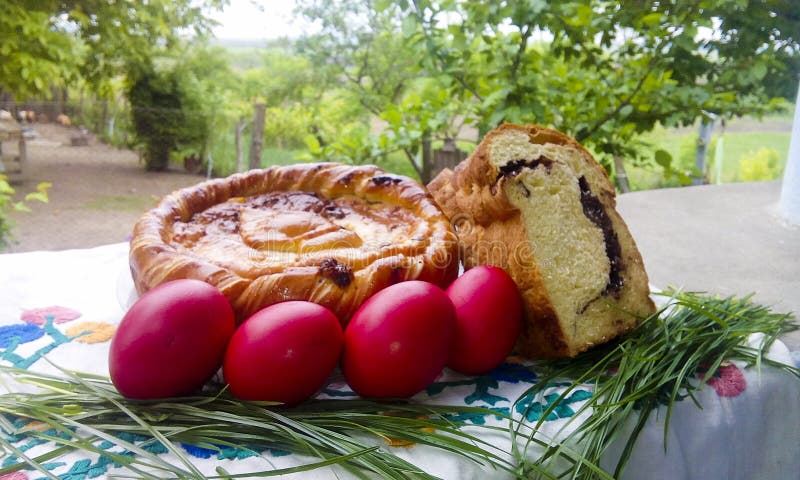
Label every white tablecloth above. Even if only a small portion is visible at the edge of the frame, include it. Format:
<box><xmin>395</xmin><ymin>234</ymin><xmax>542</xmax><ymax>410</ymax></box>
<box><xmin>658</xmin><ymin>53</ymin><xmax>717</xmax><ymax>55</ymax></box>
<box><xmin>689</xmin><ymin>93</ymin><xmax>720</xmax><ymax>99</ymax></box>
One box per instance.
<box><xmin>0</xmin><ymin>243</ymin><xmax>798</xmax><ymax>479</ymax></box>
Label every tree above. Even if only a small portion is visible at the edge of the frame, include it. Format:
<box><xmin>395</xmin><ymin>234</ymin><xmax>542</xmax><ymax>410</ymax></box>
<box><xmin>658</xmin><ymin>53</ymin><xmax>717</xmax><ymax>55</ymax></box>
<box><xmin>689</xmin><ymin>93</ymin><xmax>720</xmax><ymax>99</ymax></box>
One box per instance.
<box><xmin>296</xmin><ymin>0</ymin><xmax>446</xmax><ymax>180</ymax></box>
<box><xmin>0</xmin><ymin>0</ymin><xmax>223</xmax><ymax>100</ymax></box>
<box><xmin>234</xmin><ymin>45</ymin><xmax>372</xmax><ymax>160</ymax></box>
<box><xmin>402</xmin><ymin>0</ymin><xmax>799</xmax><ymax>186</ymax></box>
<box><xmin>296</xmin><ymin>0</ymin><xmax>800</xmax><ymax>187</ymax></box>
<box><xmin>0</xmin><ymin>2</ymin><xmax>81</xmax><ymax>99</ymax></box>
<box><xmin>128</xmin><ymin>57</ymin><xmax>213</xmax><ymax>171</ymax></box>
<box><xmin>296</xmin><ymin>0</ymin><xmax>420</xmax><ymax>115</ymax></box>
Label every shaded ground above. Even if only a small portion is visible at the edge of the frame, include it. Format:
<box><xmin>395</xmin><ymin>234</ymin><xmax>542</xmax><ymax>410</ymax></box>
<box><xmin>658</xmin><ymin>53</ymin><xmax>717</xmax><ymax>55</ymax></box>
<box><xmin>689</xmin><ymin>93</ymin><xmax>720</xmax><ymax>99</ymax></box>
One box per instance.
<box><xmin>5</xmin><ymin>124</ymin><xmax>204</xmax><ymax>253</ymax></box>
<box><xmin>618</xmin><ymin>181</ymin><xmax>800</xmax><ymax>351</ymax></box>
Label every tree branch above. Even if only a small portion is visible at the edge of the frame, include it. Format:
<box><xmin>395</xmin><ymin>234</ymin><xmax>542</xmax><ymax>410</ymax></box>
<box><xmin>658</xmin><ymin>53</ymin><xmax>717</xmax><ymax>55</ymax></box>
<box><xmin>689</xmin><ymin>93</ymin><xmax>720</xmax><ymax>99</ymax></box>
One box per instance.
<box><xmin>577</xmin><ymin>1</ymin><xmax>706</xmax><ymax>143</ymax></box>
<box><xmin>410</xmin><ymin>0</ymin><xmax>484</xmax><ymax>102</ymax></box>
<box><xmin>576</xmin><ymin>56</ymin><xmax>658</xmax><ymax>142</ymax></box>
<box><xmin>510</xmin><ymin>24</ymin><xmax>532</xmax><ymax>80</ymax></box>
<box><xmin>403</xmin><ymin>147</ymin><xmax>424</xmax><ymax>179</ymax></box>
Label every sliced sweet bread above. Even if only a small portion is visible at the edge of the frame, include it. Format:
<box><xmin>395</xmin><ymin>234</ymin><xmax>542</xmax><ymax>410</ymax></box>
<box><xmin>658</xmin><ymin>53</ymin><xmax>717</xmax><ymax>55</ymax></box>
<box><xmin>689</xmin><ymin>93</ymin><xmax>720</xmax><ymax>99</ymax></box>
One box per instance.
<box><xmin>428</xmin><ymin>123</ymin><xmax>655</xmax><ymax>357</ymax></box>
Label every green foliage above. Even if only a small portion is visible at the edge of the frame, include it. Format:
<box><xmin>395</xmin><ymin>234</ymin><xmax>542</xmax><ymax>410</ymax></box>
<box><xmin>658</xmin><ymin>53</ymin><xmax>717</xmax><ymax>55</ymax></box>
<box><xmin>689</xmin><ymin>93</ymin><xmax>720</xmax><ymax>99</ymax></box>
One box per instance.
<box><xmin>128</xmin><ymin>65</ymin><xmax>208</xmax><ymax>171</ymax></box>
<box><xmin>295</xmin><ymin>0</ymin><xmax>440</xmax><ymax>179</ymax></box>
<box><xmin>521</xmin><ymin>290</ymin><xmax>799</xmax><ymax>478</ymax></box>
<box><xmin>240</xmin><ymin>51</ymin><xmax>323</xmax><ymax>105</ymax></box>
<box><xmin>0</xmin><ymin>2</ymin><xmax>81</xmax><ymax>98</ymax></box>
<box><xmin>650</xmin><ymin>148</ymin><xmax>693</xmax><ymax>188</ymax></box>
<box><xmin>0</xmin><ymin>176</ymin><xmax>50</xmax><ymax>251</ymax></box>
<box><xmin>294</xmin><ymin>0</ymin><xmax>800</xmax><ymax>185</ymax></box>
<box><xmin>410</xmin><ymin>0</ymin><xmax>795</xmax><ymax>164</ymax></box>
<box><xmin>2</xmin><ymin>1</ymin><xmax>231</xmax><ymax>173</ymax></box>
<box><xmin>623</xmin><ymin>120</ymin><xmax>791</xmax><ymax>190</ymax></box>
<box><xmin>264</xmin><ymin>104</ymin><xmax>314</xmax><ymax>150</ymax></box>
<box><xmin>127</xmin><ymin>44</ymin><xmax>237</xmax><ymax>172</ymax></box>
<box><xmin>726</xmin><ymin>132</ymin><xmax>791</xmax><ymax>181</ymax></box>
<box><xmin>738</xmin><ymin>147</ymin><xmax>783</xmax><ymax>182</ymax></box>
<box><xmin>296</xmin><ymin>0</ymin><xmax>420</xmax><ymax>114</ymax></box>
<box><xmin>0</xmin><ymin>0</ymin><xmax>223</xmax><ymax>100</ymax></box>
<box><xmin>8</xmin><ymin>0</ymin><xmax>792</xmax><ymax>188</ymax></box>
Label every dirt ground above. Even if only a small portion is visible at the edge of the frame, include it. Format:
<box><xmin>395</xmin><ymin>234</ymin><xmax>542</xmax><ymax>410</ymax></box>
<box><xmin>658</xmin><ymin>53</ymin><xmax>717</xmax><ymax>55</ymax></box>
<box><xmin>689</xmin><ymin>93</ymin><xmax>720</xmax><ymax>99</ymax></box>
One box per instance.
<box><xmin>4</xmin><ymin>124</ymin><xmax>205</xmax><ymax>253</ymax></box>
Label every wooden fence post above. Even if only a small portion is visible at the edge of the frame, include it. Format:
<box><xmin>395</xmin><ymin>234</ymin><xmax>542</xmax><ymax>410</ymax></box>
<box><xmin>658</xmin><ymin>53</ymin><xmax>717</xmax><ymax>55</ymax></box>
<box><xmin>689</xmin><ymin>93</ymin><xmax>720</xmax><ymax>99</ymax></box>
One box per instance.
<box><xmin>613</xmin><ymin>155</ymin><xmax>631</xmax><ymax>193</ymax></box>
<box><xmin>235</xmin><ymin>117</ymin><xmax>247</xmax><ymax>173</ymax></box>
<box><xmin>431</xmin><ymin>137</ymin><xmax>467</xmax><ymax>180</ymax></box>
<box><xmin>421</xmin><ymin>130</ymin><xmax>432</xmax><ymax>183</ymax></box>
<box><xmin>249</xmin><ymin>102</ymin><xmax>266</xmax><ymax>170</ymax></box>
<box><xmin>693</xmin><ymin>119</ymin><xmax>714</xmax><ymax>185</ymax></box>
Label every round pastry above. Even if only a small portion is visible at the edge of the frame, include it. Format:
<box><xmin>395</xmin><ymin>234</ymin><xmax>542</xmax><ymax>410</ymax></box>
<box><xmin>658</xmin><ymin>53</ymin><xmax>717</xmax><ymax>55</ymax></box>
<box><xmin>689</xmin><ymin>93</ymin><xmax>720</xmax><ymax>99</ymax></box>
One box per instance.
<box><xmin>129</xmin><ymin>163</ymin><xmax>459</xmax><ymax>323</ymax></box>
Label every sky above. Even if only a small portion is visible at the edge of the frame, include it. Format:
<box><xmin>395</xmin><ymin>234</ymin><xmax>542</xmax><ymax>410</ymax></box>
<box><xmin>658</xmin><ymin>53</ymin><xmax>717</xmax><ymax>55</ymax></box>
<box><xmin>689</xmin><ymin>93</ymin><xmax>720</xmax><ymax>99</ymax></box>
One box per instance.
<box><xmin>210</xmin><ymin>0</ymin><xmax>306</xmax><ymax>40</ymax></box>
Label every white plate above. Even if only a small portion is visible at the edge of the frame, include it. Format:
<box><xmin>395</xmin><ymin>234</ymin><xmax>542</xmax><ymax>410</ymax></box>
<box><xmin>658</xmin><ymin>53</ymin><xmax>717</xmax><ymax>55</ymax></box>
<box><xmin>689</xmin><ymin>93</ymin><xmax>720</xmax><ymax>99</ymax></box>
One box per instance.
<box><xmin>115</xmin><ymin>266</ymin><xmax>138</xmax><ymax>312</ymax></box>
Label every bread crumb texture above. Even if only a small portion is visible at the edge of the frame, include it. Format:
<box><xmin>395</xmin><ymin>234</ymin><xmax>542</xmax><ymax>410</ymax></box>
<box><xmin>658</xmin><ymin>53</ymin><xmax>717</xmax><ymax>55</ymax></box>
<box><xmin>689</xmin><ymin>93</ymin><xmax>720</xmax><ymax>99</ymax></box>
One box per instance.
<box><xmin>430</xmin><ymin>124</ymin><xmax>655</xmax><ymax>357</ymax></box>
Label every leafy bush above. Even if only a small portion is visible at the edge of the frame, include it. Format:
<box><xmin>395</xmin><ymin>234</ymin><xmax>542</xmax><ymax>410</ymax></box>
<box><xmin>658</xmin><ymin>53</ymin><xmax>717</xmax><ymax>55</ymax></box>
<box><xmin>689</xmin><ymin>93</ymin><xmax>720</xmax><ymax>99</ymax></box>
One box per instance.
<box><xmin>264</xmin><ymin>104</ymin><xmax>313</xmax><ymax>150</ymax></box>
<box><xmin>737</xmin><ymin>148</ymin><xmax>782</xmax><ymax>182</ymax></box>
<box><xmin>301</xmin><ymin>122</ymin><xmax>379</xmax><ymax>164</ymax></box>
<box><xmin>0</xmin><ymin>176</ymin><xmax>50</xmax><ymax>251</ymax></box>
<box><xmin>127</xmin><ymin>62</ymin><xmax>211</xmax><ymax>171</ymax></box>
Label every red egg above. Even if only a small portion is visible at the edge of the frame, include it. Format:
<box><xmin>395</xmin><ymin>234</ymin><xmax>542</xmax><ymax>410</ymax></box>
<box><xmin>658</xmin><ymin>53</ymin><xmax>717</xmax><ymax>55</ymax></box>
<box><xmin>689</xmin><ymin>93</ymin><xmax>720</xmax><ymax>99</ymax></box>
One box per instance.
<box><xmin>342</xmin><ymin>281</ymin><xmax>456</xmax><ymax>398</ymax></box>
<box><xmin>109</xmin><ymin>279</ymin><xmax>235</xmax><ymax>399</ymax></box>
<box><xmin>446</xmin><ymin>265</ymin><xmax>522</xmax><ymax>374</ymax></box>
<box><xmin>223</xmin><ymin>301</ymin><xmax>342</xmax><ymax>406</ymax></box>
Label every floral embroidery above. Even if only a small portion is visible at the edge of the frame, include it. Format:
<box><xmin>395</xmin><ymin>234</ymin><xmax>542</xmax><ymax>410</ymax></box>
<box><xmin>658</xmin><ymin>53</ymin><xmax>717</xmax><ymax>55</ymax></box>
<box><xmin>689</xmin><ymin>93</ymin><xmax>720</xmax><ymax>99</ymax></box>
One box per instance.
<box><xmin>114</xmin><ymin>432</ymin><xmax>169</xmax><ymax>455</ymax></box>
<box><xmin>700</xmin><ymin>362</ymin><xmax>746</xmax><ymax>397</ymax></box>
<box><xmin>427</xmin><ymin>361</ymin><xmax>540</xmax><ymax>406</ymax></box>
<box><xmin>515</xmin><ymin>389</ymin><xmax>594</xmax><ymax>422</ymax></box>
<box><xmin>20</xmin><ymin>306</ymin><xmax>81</xmax><ymax>325</ymax></box>
<box><xmin>427</xmin><ymin>376</ymin><xmax>507</xmax><ymax>406</ymax></box>
<box><xmin>443</xmin><ymin>407</ymin><xmax>510</xmax><ymax>425</ymax></box>
<box><xmin>0</xmin><ymin>324</ymin><xmax>44</xmax><ymax>348</ymax></box>
<box><xmin>59</xmin><ymin>457</ymin><xmax>114</xmax><ymax>480</ymax></box>
<box><xmin>0</xmin><ymin>318</ymin><xmax>70</xmax><ymax>369</ymax></box>
<box><xmin>0</xmin><ymin>472</ymin><xmax>30</xmax><ymax>480</ymax></box>
<box><xmin>182</xmin><ymin>442</ymin><xmax>283</xmax><ymax>460</ymax></box>
<box><xmin>66</xmin><ymin>322</ymin><xmax>116</xmax><ymax>343</ymax></box>
<box><xmin>491</xmin><ymin>361</ymin><xmax>539</xmax><ymax>384</ymax></box>
<box><xmin>17</xmin><ymin>421</ymin><xmax>51</xmax><ymax>433</ymax></box>
<box><xmin>182</xmin><ymin>443</ymin><xmax>217</xmax><ymax>459</ymax></box>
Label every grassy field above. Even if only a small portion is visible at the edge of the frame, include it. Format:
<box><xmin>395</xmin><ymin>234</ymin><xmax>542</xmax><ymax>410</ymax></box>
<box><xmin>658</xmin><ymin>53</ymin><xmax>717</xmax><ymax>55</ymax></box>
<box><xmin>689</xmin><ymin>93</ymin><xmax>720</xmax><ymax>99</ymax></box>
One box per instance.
<box><xmin>627</xmin><ymin>114</ymin><xmax>792</xmax><ymax>190</ymax></box>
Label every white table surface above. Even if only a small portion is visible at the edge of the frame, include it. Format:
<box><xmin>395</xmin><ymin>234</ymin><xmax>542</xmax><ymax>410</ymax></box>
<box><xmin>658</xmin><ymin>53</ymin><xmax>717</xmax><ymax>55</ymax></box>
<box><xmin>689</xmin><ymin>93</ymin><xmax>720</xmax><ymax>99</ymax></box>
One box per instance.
<box><xmin>0</xmin><ymin>243</ymin><xmax>798</xmax><ymax>479</ymax></box>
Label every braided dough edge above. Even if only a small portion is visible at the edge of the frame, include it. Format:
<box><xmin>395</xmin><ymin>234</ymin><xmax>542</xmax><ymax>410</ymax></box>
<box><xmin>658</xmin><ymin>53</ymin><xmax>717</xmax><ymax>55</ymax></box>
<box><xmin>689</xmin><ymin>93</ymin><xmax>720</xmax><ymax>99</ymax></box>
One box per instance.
<box><xmin>130</xmin><ymin>162</ymin><xmax>459</xmax><ymax>323</ymax></box>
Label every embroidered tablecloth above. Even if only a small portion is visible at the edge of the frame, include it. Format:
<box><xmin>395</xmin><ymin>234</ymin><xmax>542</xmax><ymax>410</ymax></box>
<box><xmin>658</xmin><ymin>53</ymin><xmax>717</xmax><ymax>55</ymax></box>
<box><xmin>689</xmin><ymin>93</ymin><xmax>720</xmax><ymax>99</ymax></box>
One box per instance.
<box><xmin>0</xmin><ymin>243</ymin><xmax>798</xmax><ymax>480</ymax></box>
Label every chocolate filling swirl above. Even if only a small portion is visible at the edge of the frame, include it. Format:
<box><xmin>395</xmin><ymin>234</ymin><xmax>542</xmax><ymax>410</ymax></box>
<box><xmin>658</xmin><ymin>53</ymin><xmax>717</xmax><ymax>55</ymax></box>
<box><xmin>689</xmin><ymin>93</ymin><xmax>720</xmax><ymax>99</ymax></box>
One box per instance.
<box><xmin>495</xmin><ymin>157</ymin><xmax>554</xmax><ymax>183</ymax></box>
<box><xmin>495</xmin><ymin>158</ymin><xmax>624</xmax><ymax>298</ymax></box>
<box><xmin>577</xmin><ymin>176</ymin><xmax>624</xmax><ymax>297</ymax></box>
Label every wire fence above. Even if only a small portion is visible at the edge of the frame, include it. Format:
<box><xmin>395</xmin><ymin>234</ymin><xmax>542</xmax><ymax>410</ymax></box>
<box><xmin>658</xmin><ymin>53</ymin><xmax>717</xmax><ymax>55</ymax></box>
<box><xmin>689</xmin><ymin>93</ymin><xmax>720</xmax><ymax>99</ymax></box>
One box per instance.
<box><xmin>1</xmin><ymin>99</ymin><xmax>310</xmax><ymax>178</ymax></box>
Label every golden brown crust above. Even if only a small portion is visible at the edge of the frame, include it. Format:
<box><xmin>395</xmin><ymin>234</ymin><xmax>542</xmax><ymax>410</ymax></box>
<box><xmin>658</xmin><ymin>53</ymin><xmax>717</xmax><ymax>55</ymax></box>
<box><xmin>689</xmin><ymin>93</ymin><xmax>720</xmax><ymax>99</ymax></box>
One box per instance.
<box><xmin>429</xmin><ymin>123</ymin><xmax>655</xmax><ymax>358</ymax></box>
<box><xmin>130</xmin><ymin>163</ymin><xmax>458</xmax><ymax>323</ymax></box>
